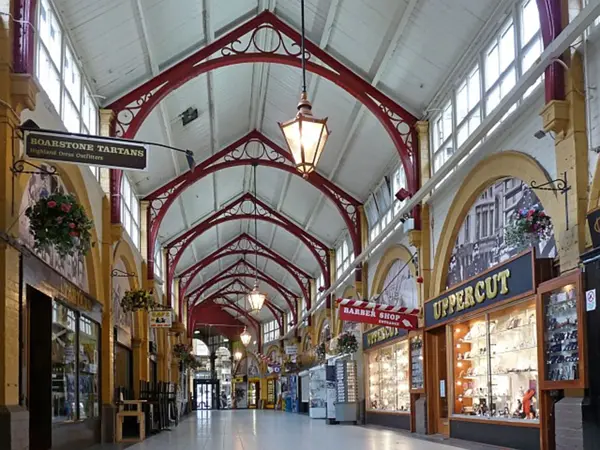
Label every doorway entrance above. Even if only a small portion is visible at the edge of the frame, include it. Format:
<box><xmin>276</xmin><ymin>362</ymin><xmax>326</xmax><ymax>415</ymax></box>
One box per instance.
<box><xmin>427</xmin><ymin>328</ymin><xmax>449</xmax><ymax>436</ymax></box>
<box><xmin>194</xmin><ymin>380</ymin><xmax>219</xmax><ymax>410</ymax></box>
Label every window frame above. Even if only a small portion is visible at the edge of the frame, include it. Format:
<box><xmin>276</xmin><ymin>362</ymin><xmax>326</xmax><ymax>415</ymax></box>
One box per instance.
<box><xmin>120</xmin><ymin>176</ymin><xmax>141</xmax><ymax>250</ymax></box>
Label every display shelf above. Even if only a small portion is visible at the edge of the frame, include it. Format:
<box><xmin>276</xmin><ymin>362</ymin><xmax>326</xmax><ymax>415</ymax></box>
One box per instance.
<box><xmin>367</xmin><ymin>339</ymin><xmax>411</xmax><ymax>412</ymax></box>
<box><xmin>409</xmin><ymin>332</ymin><xmax>424</xmax><ymax>393</ymax></box>
<box><xmin>536</xmin><ymin>270</ymin><xmax>587</xmax><ymax>390</ymax></box>
<box><xmin>336</xmin><ymin>359</ymin><xmax>358</xmax><ymax>403</ymax></box>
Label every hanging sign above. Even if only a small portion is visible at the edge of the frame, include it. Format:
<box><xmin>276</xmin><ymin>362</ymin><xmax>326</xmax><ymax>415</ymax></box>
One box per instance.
<box><xmin>337</xmin><ymin>298</ymin><xmax>418</xmax><ymax>330</ymax></box>
<box><xmin>149</xmin><ymin>310</ymin><xmax>172</xmax><ymax>328</ymax></box>
<box><xmin>285</xmin><ymin>345</ymin><xmax>297</xmax><ymax>355</ymax></box>
<box><xmin>24</xmin><ymin>130</ymin><xmax>148</xmax><ymax>171</ymax></box>
<box><xmin>363</xmin><ymin>326</ymin><xmax>408</xmax><ymax>350</ymax></box>
<box><xmin>587</xmin><ymin>207</ymin><xmax>600</xmax><ymax>249</ymax></box>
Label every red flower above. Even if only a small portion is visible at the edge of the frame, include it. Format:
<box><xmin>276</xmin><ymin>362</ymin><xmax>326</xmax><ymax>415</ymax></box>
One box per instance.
<box><xmin>416</xmin><ymin>276</ymin><xmax>424</xmax><ymax>284</ymax></box>
<box><xmin>68</xmin><ymin>222</ymin><xmax>76</xmax><ymax>229</ymax></box>
<box><xmin>56</xmin><ymin>217</ymin><xmax>64</xmax><ymax>224</ymax></box>
<box><xmin>47</xmin><ymin>201</ymin><xmax>57</xmax><ymax>208</ymax></box>
<box><xmin>61</xmin><ymin>203</ymin><xmax>72</xmax><ymax>213</ymax></box>
<box><xmin>539</xmin><ymin>211</ymin><xmax>546</xmax><ymax>217</ymax></box>
<box><xmin>527</xmin><ymin>209</ymin><xmax>534</xmax><ymax>218</ymax></box>
<box><xmin>69</xmin><ymin>231</ymin><xmax>79</xmax><ymax>237</ymax></box>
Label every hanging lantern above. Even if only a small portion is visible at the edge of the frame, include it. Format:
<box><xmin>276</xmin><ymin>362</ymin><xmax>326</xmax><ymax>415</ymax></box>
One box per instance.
<box><xmin>279</xmin><ymin>92</ymin><xmax>330</xmax><ymax>177</ymax></box>
<box><xmin>240</xmin><ymin>327</ymin><xmax>252</xmax><ymax>347</ymax></box>
<box><xmin>247</xmin><ymin>284</ymin><xmax>266</xmax><ymax>313</ymax></box>
<box><xmin>234</xmin><ymin>350</ymin><xmax>243</xmax><ymax>361</ymax></box>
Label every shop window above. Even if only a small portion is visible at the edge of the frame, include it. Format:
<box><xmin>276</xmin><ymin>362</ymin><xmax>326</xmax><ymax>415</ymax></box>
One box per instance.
<box><xmin>453</xmin><ymin>299</ymin><xmax>538</xmax><ymax>421</ymax></box>
<box><xmin>335</xmin><ymin>238</ymin><xmax>353</xmax><ymax>279</ymax></box>
<box><xmin>367</xmin><ymin>341</ymin><xmax>410</xmax><ymax>412</ymax></box>
<box><xmin>52</xmin><ymin>301</ymin><xmax>99</xmax><ymax>423</ymax></box>
<box><xmin>263</xmin><ymin>320</ymin><xmax>279</xmax><ymax>344</ymax></box>
<box><xmin>35</xmin><ymin>0</ymin><xmax>99</xmax><ymax>134</ymax></box>
<box><xmin>120</xmin><ymin>176</ymin><xmax>141</xmax><ymax>249</ymax></box>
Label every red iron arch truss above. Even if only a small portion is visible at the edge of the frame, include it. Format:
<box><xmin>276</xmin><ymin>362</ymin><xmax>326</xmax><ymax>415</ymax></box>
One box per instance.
<box><xmin>166</xmin><ymin>192</ymin><xmax>327</xmax><ymax>307</ymax></box>
<box><xmin>148</xmin><ymin>130</ymin><xmax>357</xmax><ymax>283</ymax></box>
<box><xmin>189</xmin><ymin>298</ymin><xmax>258</xmax><ymax>342</ymax></box>
<box><xmin>177</xmin><ymin>233</ymin><xmax>310</xmax><ymax>309</ymax></box>
<box><xmin>187</xmin><ymin>259</ymin><xmax>299</xmax><ymax>319</ymax></box>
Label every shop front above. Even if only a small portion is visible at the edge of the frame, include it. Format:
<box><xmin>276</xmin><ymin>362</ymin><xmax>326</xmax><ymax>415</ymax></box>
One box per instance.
<box><xmin>424</xmin><ymin>249</ymin><xmax>586</xmax><ymax>450</ymax></box>
<box><xmin>363</xmin><ymin>326</ymin><xmax>424</xmax><ymax>431</ymax></box>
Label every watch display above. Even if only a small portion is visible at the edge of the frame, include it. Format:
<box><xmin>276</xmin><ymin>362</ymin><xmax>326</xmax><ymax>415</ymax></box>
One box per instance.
<box><xmin>368</xmin><ymin>340</ymin><xmax>410</xmax><ymax>412</ymax></box>
<box><xmin>410</xmin><ymin>335</ymin><xmax>424</xmax><ymax>390</ymax></box>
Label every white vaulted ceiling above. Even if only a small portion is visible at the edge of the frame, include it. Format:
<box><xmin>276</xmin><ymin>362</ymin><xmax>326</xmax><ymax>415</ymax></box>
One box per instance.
<box><xmin>53</xmin><ymin>0</ymin><xmax>504</xmax><ymax>323</ymax></box>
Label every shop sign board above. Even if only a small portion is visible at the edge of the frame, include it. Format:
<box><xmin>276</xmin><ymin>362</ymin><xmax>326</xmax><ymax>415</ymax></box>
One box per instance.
<box><xmin>362</xmin><ymin>326</ymin><xmax>408</xmax><ymax>351</ymax></box>
<box><xmin>338</xmin><ymin>304</ymin><xmax>418</xmax><ymax>330</ymax></box>
<box><xmin>587</xmin><ymin>208</ymin><xmax>600</xmax><ymax>249</ymax></box>
<box><xmin>24</xmin><ymin>130</ymin><xmax>148</xmax><ymax>171</ymax></box>
<box><xmin>425</xmin><ymin>250</ymin><xmax>535</xmax><ymax>328</ymax></box>
<box><xmin>149</xmin><ymin>310</ymin><xmax>172</xmax><ymax>328</ymax></box>
<box><xmin>285</xmin><ymin>345</ymin><xmax>297</xmax><ymax>355</ymax></box>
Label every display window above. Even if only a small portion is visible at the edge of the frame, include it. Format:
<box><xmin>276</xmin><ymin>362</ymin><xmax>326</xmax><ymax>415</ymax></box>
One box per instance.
<box><xmin>367</xmin><ymin>340</ymin><xmax>410</xmax><ymax>412</ymax></box>
<box><xmin>51</xmin><ymin>300</ymin><xmax>100</xmax><ymax>423</ymax></box>
<box><xmin>453</xmin><ymin>299</ymin><xmax>538</xmax><ymax>422</ymax></box>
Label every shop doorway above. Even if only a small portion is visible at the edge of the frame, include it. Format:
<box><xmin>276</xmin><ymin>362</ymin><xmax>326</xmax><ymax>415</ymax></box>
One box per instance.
<box><xmin>427</xmin><ymin>328</ymin><xmax>449</xmax><ymax>436</ymax></box>
<box><xmin>194</xmin><ymin>380</ymin><xmax>219</xmax><ymax>410</ymax></box>
<box><xmin>28</xmin><ymin>286</ymin><xmax>53</xmax><ymax>450</ymax></box>
<box><xmin>248</xmin><ymin>380</ymin><xmax>260</xmax><ymax>409</ymax></box>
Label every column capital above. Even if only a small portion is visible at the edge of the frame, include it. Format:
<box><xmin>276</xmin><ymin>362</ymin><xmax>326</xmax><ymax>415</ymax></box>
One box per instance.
<box><xmin>415</xmin><ymin>120</ymin><xmax>429</xmax><ymax>136</ymax></box>
<box><xmin>408</xmin><ymin>230</ymin><xmax>422</xmax><ymax>248</ymax></box>
<box><xmin>541</xmin><ymin>99</ymin><xmax>570</xmax><ymax>136</ymax></box>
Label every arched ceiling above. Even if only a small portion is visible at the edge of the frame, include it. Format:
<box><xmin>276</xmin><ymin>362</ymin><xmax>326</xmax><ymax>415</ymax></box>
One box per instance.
<box><xmin>54</xmin><ymin>0</ymin><xmax>503</xmax><ymax>325</ymax></box>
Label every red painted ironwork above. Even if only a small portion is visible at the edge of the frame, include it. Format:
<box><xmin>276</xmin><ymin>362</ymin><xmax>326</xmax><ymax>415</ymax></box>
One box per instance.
<box><xmin>11</xmin><ymin>0</ymin><xmax>37</xmax><ymax>74</ymax></box>
<box><xmin>187</xmin><ymin>259</ymin><xmax>298</xmax><ymax>313</ymax></box>
<box><xmin>189</xmin><ymin>298</ymin><xmax>255</xmax><ymax>337</ymax></box>
<box><xmin>149</xmin><ymin>131</ymin><xmax>353</xmax><ymax>283</ymax></box>
<box><xmin>177</xmin><ymin>233</ymin><xmax>310</xmax><ymax>309</ymax></box>
<box><xmin>536</xmin><ymin>0</ymin><xmax>565</xmax><ymax>102</ymax></box>
<box><xmin>165</xmin><ymin>192</ymin><xmax>327</xmax><ymax>306</ymax></box>
<box><xmin>107</xmin><ymin>10</ymin><xmax>417</xmax><ymax>231</ymax></box>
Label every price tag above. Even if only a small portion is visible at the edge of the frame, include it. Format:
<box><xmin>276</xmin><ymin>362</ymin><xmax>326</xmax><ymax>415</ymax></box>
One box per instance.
<box><xmin>586</xmin><ymin>289</ymin><xmax>596</xmax><ymax>312</ymax></box>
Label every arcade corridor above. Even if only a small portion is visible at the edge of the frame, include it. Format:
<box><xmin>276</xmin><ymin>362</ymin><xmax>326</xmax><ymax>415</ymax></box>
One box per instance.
<box><xmin>115</xmin><ymin>410</ymin><xmax>500</xmax><ymax>450</ymax></box>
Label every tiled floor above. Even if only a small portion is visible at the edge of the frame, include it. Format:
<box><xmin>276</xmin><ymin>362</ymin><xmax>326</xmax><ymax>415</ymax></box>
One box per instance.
<box><xmin>114</xmin><ymin>410</ymin><xmax>503</xmax><ymax>450</ymax></box>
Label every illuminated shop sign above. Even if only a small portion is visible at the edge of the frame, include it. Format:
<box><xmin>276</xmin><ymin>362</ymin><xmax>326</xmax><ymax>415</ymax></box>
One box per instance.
<box><xmin>425</xmin><ymin>251</ymin><xmax>534</xmax><ymax>328</ymax></box>
<box><xmin>24</xmin><ymin>130</ymin><xmax>148</xmax><ymax>171</ymax></box>
<box><xmin>362</xmin><ymin>326</ymin><xmax>408</xmax><ymax>351</ymax></box>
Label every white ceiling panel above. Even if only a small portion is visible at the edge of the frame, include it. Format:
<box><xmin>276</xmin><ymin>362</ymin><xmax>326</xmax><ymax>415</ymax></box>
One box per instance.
<box><xmin>274</xmin><ymin>0</ymin><xmax>330</xmax><ymax>42</ymax></box>
<box><xmin>157</xmin><ymin>202</ymin><xmax>186</xmax><ymax>241</ymax></box>
<box><xmin>279</xmin><ymin>176</ymin><xmax>320</xmax><ymax>225</ymax></box>
<box><xmin>213</xmin><ymin>65</ymin><xmax>254</xmax><ymax>145</ymax></box>
<box><xmin>210</xmin><ymin>0</ymin><xmax>257</xmax><ymax>32</ymax></box>
<box><xmin>215</xmin><ymin>168</ymin><xmax>245</xmax><ymax>207</ymax></box>
<box><xmin>308</xmin><ymin>201</ymin><xmax>344</xmax><ymax>245</ymax></box>
<box><xmin>178</xmin><ymin>177</ymin><xmax>216</xmax><ymax>225</ymax></box>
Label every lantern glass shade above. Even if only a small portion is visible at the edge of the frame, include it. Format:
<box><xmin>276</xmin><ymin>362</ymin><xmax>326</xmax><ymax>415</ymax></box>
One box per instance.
<box><xmin>240</xmin><ymin>328</ymin><xmax>252</xmax><ymax>347</ymax></box>
<box><xmin>247</xmin><ymin>285</ymin><xmax>266</xmax><ymax>312</ymax></box>
<box><xmin>234</xmin><ymin>350</ymin><xmax>243</xmax><ymax>361</ymax></box>
<box><xmin>279</xmin><ymin>103</ymin><xmax>329</xmax><ymax>176</ymax></box>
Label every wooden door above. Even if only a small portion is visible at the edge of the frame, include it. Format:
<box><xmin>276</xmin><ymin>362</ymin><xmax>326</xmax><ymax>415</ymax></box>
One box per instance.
<box><xmin>427</xmin><ymin>328</ymin><xmax>449</xmax><ymax>436</ymax></box>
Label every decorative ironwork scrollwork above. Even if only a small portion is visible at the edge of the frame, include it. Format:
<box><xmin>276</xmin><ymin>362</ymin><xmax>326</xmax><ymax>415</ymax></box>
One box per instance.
<box><xmin>220</xmin><ymin>23</ymin><xmax>309</xmax><ymax>59</ymax></box>
<box><xmin>222</xmin><ymin>138</ymin><xmax>288</xmax><ymax>164</ymax></box>
<box><xmin>11</xmin><ymin>160</ymin><xmax>58</xmax><ymax>176</ymax></box>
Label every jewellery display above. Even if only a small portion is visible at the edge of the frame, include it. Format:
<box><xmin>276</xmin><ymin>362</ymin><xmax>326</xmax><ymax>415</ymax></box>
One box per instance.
<box><xmin>368</xmin><ymin>340</ymin><xmax>410</xmax><ymax>412</ymax></box>
<box><xmin>453</xmin><ymin>299</ymin><xmax>539</xmax><ymax>422</ymax></box>
<box><xmin>410</xmin><ymin>335</ymin><xmax>424</xmax><ymax>390</ymax></box>
<box><xmin>542</xmin><ymin>284</ymin><xmax>580</xmax><ymax>382</ymax></box>
<box><xmin>336</xmin><ymin>359</ymin><xmax>358</xmax><ymax>403</ymax></box>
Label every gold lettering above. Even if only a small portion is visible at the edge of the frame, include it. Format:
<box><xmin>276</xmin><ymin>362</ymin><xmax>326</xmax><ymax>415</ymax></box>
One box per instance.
<box><xmin>433</xmin><ymin>301</ymin><xmax>441</xmax><ymax>320</ymax></box>
<box><xmin>456</xmin><ymin>290</ymin><xmax>465</xmax><ymax>311</ymax></box>
<box><xmin>475</xmin><ymin>281</ymin><xmax>486</xmax><ymax>303</ymax></box>
<box><xmin>485</xmin><ymin>274</ymin><xmax>499</xmax><ymax>299</ymax></box>
<box><xmin>441</xmin><ymin>297</ymin><xmax>449</xmax><ymax>317</ymax></box>
<box><xmin>464</xmin><ymin>286</ymin><xmax>475</xmax><ymax>308</ymax></box>
<box><xmin>497</xmin><ymin>269</ymin><xmax>511</xmax><ymax>295</ymax></box>
<box><xmin>448</xmin><ymin>294</ymin><xmax>456</xmax><ymax>315</ymax></box>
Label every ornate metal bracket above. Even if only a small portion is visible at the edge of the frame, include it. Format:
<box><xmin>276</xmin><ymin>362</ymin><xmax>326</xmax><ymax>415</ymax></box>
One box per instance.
<box><xmin>111</xmin><ymin>268</ymin><xmax>136</xmax><ymax>278</ymax></box>
<box><xmin>11</xmin><ymin>159</ymin><xmax>58</xmax><ymax>176</ymax></box>
<box><xmin>530</xmin><ymin>171</ymin><xmax>571</xmax><ymax>230</ymax></box>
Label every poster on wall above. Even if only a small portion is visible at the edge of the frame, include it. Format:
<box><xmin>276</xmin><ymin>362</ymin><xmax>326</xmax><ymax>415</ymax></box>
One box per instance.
<box><xmin>149</xmin><ymin>310</ymin><xmax>172</xmax><ymax>328</ymax></box>
<box><xmin>24</xmin><ymin>130</ymin><xmax>148</xmax><ymax>171</ymax></box>
<box><xmin>446</xmin><ymin>178</ymin><xmax>556</xmax><ymax>288</ymax></box>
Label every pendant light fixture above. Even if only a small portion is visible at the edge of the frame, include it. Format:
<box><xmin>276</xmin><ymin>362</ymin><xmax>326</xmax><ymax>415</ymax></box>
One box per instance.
<box><xmin>237</xmin><ymin>294</ymin><xmax>252</xmax><ymax>346</ymax></box>
<box><xmin>279</xmin><ymin>0</ymin><xmax>330</xmax><ymax>177</ymax></box>
<box><xmin>247</xmin><ymin>164</ymin><xmax>266</xmax><ymax>313</ymax></box>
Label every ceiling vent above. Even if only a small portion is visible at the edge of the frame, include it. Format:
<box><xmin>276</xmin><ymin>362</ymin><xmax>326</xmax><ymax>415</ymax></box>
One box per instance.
<box><xmin>181</xmin><ymin>107</ymin><xmax>199</xmax><ymax>126</ymax></box>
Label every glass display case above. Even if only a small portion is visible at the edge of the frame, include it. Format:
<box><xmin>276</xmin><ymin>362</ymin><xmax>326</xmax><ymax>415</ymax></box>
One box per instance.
<box><xmin>453</xmin><ymin>299</ymin><xmax>539</xmax><ymax>422</ymax></box>
<box><xmin>367</xmin><ymin>340</ymin><xmax>410</xmax><ymax>412</ymax></box>
<box><xmin>309</xmin><ymin>366</ymin><xmax>326</xmax><ymax>418</ymax></box>
<box><xmin>409</xmin><ymin>333</ymin><xmax>424</xmax><ymax>391</ymax></box>
<box><xmin>537</xmin><ymin>271</ymin><xmax>586</xmax><ymax>390</ymax></box>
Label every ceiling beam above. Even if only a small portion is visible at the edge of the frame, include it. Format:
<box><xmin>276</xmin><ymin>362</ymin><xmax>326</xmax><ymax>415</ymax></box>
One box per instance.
<box><xmin>130</xmin><ymin>0</ymin><xmax>202</xmax><ymax>275</ymax></box>
<box><xmin>287</xmin><ymin>0</ymin><xmax>418</xmax><ymax>269</ymax></box>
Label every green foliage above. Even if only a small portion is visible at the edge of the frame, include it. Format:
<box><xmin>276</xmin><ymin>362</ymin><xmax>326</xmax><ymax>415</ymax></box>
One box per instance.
<box><xmin>505</xmin><ymin>205</ymin><xmax>552</xmax><ymax>249</ymax></box>
<box><xmin>336</xmin><ymin>332</ymin><xmax>359</xmax><ymax>355</ymax></box>
<box><xmin>25</xmin><ymin>192</ymin><xmax>93</xmax><ymax>257</ymax></box>
<box><xmin>120</xmin><ymin>289</ymin><xmax>155</xmax><ymax>313</ymax></box>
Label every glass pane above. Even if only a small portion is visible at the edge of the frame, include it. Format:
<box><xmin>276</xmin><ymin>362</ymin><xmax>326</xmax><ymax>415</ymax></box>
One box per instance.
<box><xmin>410</xmin><ymin>335</ymin><xmax>424</xmax><ymax>390</ymax></box>
<box><xmin>368</xmin><ymin>351</ymin><xmax>380</xmax><ymax>410</ymax></box>
<box><xmin>499</xmin><ymin>23</ymin><xmax>515</xmax><ymax>73</ymax></box>
<box><xmin>453</xmin><ymin>318</ymin><xmax>488</xmax><ymax>417</ymax></box>
<box><xmin>122</xmin><ymin>177</ymin><xmax>131</xmax><ymax>203</ymax></box>
<box><xmin>442</xmin><ymin>102</ymin><xmax>453</xmax><ymax>141</ymax></box>
<box><xmin>521</xmin><ymin>0</ymin><xmax>540</xmax><ymax>46</ymax></box>
<box><xmin>468</xmin><ymin>67</ymin><xmax>481</xmax><ymax>110</ymax></box>
<box><xmin>82</xmin><ymin>89</ymin><xmax>92</xmax><ymax>131</ymax></box>
<box><xmin>485</xmin><ymin>43</ymin><xmax>500</xmax><ymax>89</ymax></box>
<box><xmin>395</xmin><ymin>341</ymin><xmax>410</xmax><ymax>411</ymax></box>
<box><xmin>501</xmin><ymin>68</ymin><xmax>517</xmax><ymax>97</ymax></box>
<box><xmin>79</xmin><ymin>317</ymin><xmax>99</xmax><ymax>419</ymax></box>
<box><xmin>489</xmin><ymin>300</ymin><xmax>538</xmax><ymax>421</ymax></box>
<box><xmin>63</xmin><ymin>46</ymin><xmax>81</xmax><ymax>108</ymax></box>
<box><xmin>486</xmin><ymin>86</ymin><xmax>501</xmax><ymax>116</ymax></box>
<box><xmin>522</xmin><ymin>37</ymin><xmax>542</xmax><ymax>73</ymax></box>
<box><xmin>62</xmin><ymin>93</ymin><xmax>80</xmax><ymax>133</ymax></box>
<box><xmin>542</xmin><ymin>284</ymin><xmax>579</xmax><ymax>382</ymax></box>
<box><xmin>52</xmin><ymin>302</ymin><xmax>77</xmax><ymax>423</ymax></box>
<box><xmin>456</xmin><ymin>81</ymin><xmax>468</xmax><ymax>124</ymax></box>
<box><xmin>39</xmin><ymin>0</ymin><xmax>62</xmax><ymax>68</ymax></box>
<box><xmin>379</xmin><ymin>347</ymin><xmax>396</xmax><ymax>410</ymax></box>
<box><xmin>457</xmin><ymin>123</ymin><xmax>468</xmax><ymax>148</ymax></box>
<box><xmin>37</xmin><ymin>45</ymin><xmax>61</xmax><ymax>112</ymax></box>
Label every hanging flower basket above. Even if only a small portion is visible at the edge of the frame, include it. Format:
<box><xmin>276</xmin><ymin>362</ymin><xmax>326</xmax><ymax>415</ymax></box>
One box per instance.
<box><xmin>315</xmin><ymin>343</ymin><xmax>326</xmax><ymax>362</ymax></box>
<box><xmin>505</xmin><ymin>206</ymin><xmax>552</xmax><ymax>250</ymax></box>
<box><xmin>173</xmin><ymin>343</ymin><xmax>192</xmax><ymax>360</ymax></box>
<box><xmin>25</xmin><ymin>192</ymin><xmax>94</xmax><ymax>257</ymax></box>
<box><xmin>120</xmin><ymin>289</ymin><xmax>155</xmax><ymax>313</ymax></box>
<box><xmin>335</xmin><ymin>332</ymin><xmax>359</xmax><ymax>355</ymax></box>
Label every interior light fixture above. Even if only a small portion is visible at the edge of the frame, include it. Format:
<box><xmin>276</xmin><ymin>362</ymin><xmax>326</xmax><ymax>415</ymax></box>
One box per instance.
<box><xmin>247</xmin><ymin>164</ymin><xmax>266</xmax><ymax>313</ymax></box>
<box><xmin>240</xmin><ymin>327</ymin><xmax>252</xmax><ymax>347</ymax></box>
<box><xmin>278</xmin><ymin>0</ymin><xmax>330</xmax><ymax>177</ymax></box>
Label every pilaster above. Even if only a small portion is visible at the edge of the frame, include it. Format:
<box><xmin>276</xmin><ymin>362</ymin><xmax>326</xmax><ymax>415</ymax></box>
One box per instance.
<box><xmin>356</xmin><ymin>206</ymin><xmax>369</xmax><ymax>299</ymax></box>
<box><xmin>416</xmin><ymin>121</ymin><xmax>431</xmax><ymax>190</ymax></box>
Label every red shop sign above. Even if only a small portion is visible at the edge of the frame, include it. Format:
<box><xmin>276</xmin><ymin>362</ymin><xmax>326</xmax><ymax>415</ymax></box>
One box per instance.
<box><xmin>338</xmin><ymin>305</ymin><xmax>418</xmax><ymax>330</ymax></box>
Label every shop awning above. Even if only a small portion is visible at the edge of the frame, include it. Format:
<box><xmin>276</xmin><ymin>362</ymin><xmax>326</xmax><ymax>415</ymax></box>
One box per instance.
<box><xmin>336</xmin><ymin>298</ymin><xmax>420</xmax><ymax>330</ymax></box>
